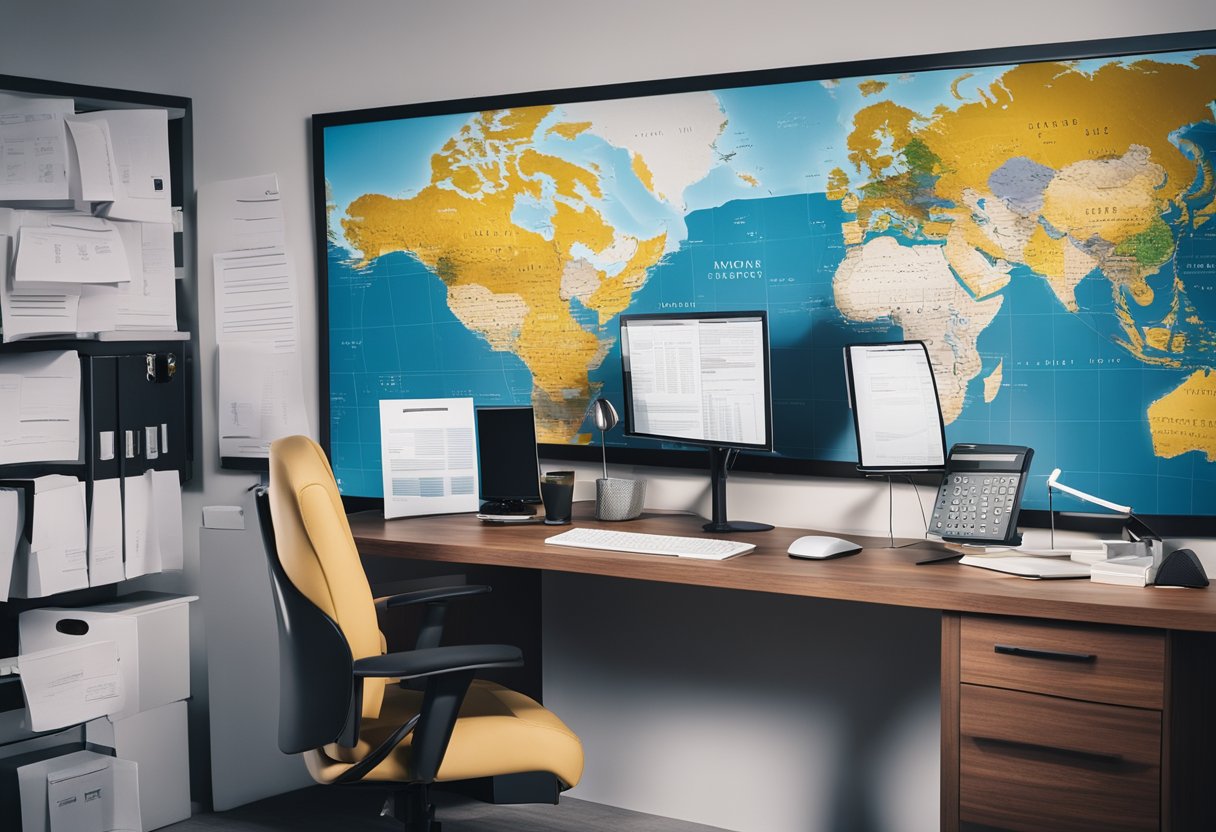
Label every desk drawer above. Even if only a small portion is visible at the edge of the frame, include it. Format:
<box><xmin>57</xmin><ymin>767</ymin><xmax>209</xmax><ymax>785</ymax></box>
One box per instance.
<box><xmin>960</xmin><ymin>684</ymin><xmax>1160</xmax><ymax>832</ymax></box>
<box><xmin>960</xmin><ymin>615</ymin><xmax>1164</xmax><ymax>709</ymax></box>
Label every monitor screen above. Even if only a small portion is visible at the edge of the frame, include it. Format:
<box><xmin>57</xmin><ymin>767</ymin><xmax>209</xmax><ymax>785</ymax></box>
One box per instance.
<box><xmin>476</xmin><ymin>407</ymin><xmax>541</xmax><ymax>503</ymax></box>
<box><xmin>620</xmin><ymin>312</ymin><xmax>772</xmax><ymax>451</ymax></box>
<box><xmin>845</xmin><ymin>342</ymin><xmax>947</xmax><ymax>472</ymax></box>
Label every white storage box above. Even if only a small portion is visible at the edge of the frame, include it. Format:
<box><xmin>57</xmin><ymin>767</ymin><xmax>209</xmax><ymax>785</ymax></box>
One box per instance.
<box><xmin>6</xmin><ymin>748</ymin><xmax>140</xmax><ymax>832</ymax></box>
<box><xmin>19</xmin><ymin>592</ymin><xmax>197</xmax><ymax>720</ymax></box>
<box><xmin>87</xmin><ymin>701</ymin><xmax>190</xmax><ymax>831</ymax></box>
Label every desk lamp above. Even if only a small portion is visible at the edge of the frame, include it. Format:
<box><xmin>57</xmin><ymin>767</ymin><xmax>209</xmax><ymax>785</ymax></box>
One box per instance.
<box><xmin>591</xmin><ymin>398</ymin><xmax>646</xmax><ymax>521</ymax></box>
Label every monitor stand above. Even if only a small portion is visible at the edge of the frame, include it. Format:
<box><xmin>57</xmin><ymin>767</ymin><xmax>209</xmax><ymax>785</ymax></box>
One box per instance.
<box><xmin>479</xmin><ymin>500</ymin><xmax>536</xmax><ymax>516</ymax></box>
<box><xmin>703</xmin><ymin>446</ymin><xmax>773</xmax><ymax>533</ymax></box>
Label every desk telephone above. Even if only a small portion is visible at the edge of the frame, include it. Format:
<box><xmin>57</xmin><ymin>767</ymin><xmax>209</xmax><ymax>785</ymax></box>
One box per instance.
<box><xmin>928</xmin><ymin>444</ymin><xmax>1033</xmax><ymax>545</ymax></box>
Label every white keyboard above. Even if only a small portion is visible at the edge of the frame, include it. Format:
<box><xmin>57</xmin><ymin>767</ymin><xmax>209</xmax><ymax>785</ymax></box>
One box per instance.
<box><xmin>544</xmin><ymin>527</ymin><xmax>755</xmax><ymax>561</ymax></box>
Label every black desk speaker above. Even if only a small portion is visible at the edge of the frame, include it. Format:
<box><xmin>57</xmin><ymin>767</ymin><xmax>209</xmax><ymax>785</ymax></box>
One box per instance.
<box><xmin>1154</xmin><ymin>548</ymin><xmax>1209</xmax><ymax>588</ymax></box>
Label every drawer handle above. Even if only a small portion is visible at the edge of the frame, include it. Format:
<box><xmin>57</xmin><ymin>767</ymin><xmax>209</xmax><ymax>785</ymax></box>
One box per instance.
<box><xmin>973</xmin><ymin>737</ymin><xmax>1129</xmax><ymax>769</ymax></box>
<box><xmin>994</xmin><ymin>644</ymin><xmax>1096</xmax><ymax>663</ymax></box>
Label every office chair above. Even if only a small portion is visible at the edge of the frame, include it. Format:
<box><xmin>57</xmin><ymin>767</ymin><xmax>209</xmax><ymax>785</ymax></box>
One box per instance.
<box><xmin>255</xmin><ymin>435</ymin><xmax>583</xmax><ymax>831</ymax></box>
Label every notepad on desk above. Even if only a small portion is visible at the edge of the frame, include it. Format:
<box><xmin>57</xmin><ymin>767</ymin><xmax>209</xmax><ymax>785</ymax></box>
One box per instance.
<box><xmin>958</xmin><ymin>555</ymin><xmax>1092</xmax><ymax>579</ymax></box>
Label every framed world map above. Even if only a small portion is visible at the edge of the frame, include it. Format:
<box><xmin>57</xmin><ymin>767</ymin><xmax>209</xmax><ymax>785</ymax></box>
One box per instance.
<box><xmin>315</xmin><ymin>29</ymin><xmax>1215</xmax><ymax>529</ymax></box>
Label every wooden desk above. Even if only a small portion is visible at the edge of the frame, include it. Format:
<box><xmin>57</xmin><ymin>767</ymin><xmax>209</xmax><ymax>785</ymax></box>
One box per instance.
<box><xmin>349</xmin><ymin>504</ymin><xmax>1216</xmax><ymax>831</ymax></box>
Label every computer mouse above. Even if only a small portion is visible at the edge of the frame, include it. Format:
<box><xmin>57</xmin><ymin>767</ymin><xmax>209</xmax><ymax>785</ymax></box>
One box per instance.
<box><xmin>787</xmin><ymin>535</ymin><xmax>862</xmax><ymax>560</ymax></box>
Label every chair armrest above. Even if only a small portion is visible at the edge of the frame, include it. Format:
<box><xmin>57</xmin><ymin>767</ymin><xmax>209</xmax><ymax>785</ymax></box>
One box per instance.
<box><xmin>353</xmin><ymin>645</ymin><xmax>522</xmax><ymax>680</ymax></box>
<box><xmin>374</xmin><ymin>583</ymin><xmax>491</xmax><ymax>613</ymax></box>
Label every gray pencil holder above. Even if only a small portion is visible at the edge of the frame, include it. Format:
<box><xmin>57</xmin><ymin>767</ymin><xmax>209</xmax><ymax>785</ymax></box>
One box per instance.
<box><xmin>595</xmin><ymin>477</ymin><xmax>646</xmax><ymax>521</ymax></box>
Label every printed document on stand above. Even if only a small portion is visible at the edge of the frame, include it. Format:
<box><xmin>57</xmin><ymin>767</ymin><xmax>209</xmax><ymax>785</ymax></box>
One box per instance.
<box><xmin>379</xmin><ymin>398</ymin><xmax>480</xmax><ymax>520</ymax></box>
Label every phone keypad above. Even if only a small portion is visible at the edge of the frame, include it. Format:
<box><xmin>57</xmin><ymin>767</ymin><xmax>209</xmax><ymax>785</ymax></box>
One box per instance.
<box><xmin>931</xmin><ymin>473</ymin><xmax>1021</xmax><ymax>540</ymax></box>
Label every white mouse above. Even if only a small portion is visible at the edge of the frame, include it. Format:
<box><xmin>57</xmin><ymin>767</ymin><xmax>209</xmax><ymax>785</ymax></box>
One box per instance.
<box><xmin>787</xmin><ymin>535</ymin><xmax>862</xmax><ymax>560</ymax></box>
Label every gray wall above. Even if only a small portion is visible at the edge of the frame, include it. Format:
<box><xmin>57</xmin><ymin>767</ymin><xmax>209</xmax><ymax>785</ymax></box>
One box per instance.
<box><xmin>4</xmin><ymin>2</ymin><xmax>1216</xmax><ymax>830</ymax></box>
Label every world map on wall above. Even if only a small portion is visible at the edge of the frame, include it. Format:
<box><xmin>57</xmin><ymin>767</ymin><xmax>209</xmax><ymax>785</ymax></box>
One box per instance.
<box><xmin>323</xmin><ymin>46</ymin><xmax>1216</xmax><ymax>515</ymax></box>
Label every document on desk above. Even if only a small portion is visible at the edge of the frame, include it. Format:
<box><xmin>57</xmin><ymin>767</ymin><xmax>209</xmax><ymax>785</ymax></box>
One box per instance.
<box><xmin>217</xmin><ymin>343</ymin><xmax>311</xmax><ymax>458</ymax></box>
<box><xmin>65</xmin><ymin>115</ymin><xmax>118</xmax><ymax>203</ymax></box>
<box><xmin>379</xmin><ymin>398</ymin><xmax>479</xmax><ymax>520</ymax></box>
<box><xmin>17</xmin><ymin>640</ymin><xmax>124</xmax><ymax>732</ymax></box>
<box><xmin>958</xmin><ymin>554</ymin><xmax>1091</xmax><ymax>579</ymax></box>
<box><xmin>213</xmin><ymin>247</ymin><xmax>299</xmax><ymax>352</ymax></box>
<box><xmin>0</xmin><ymin>94</ymin><xmax>72</xmax><ymax>202</ymax></box>
<box><xmin>88</xmin><ymin>478</ymin><xmax>125</xmax><ymax>587</ymax></box>
<box><xmin>77</xmin><ymin>108</ymin><xmax>172</xmax><ymax>223</ymax></box>
<box><xmin>0</xmin><ymin>349</ymin><xmax>81</xmax><ymax>465</ymax></box>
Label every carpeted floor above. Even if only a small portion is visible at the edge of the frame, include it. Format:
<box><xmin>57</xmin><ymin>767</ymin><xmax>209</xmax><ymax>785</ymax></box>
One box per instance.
<box><xmin>167</xmin><ymin>786</ymin><xmax>728</xmax><ymax>832</ymax></box>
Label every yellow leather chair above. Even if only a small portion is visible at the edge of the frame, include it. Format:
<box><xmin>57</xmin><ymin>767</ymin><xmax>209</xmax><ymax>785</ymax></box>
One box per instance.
<box><xmin>256</xmin><ymin>435</ymin><xmax>583</xmax><ymax>830</ymax></box>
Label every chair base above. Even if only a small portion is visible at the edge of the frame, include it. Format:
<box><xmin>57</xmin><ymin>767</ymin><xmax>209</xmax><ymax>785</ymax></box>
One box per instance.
<box><xmin>439</xmin><ymin>771</ymin><xmax>561</xmax><ymax>805</ymax></box>
<box><xmin>382</xmin><ymin>784</ymin><xmax>440</xmax><ymax>832</ymax></box>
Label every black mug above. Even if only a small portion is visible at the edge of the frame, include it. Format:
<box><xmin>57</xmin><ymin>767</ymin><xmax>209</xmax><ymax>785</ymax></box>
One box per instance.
<box><xmin>540</xmin><ymin>471</ymin><xmax>575</xmax><ymax>525</ymax></box>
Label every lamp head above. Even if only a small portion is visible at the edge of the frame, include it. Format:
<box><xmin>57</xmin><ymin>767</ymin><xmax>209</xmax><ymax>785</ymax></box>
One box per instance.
<box><xmin>592</xmin><ymin>398</ymin><xmax>619</xmax><ymax>433</ymax></box>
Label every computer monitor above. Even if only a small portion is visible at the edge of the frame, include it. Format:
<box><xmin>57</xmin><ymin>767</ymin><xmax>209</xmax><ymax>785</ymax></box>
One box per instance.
<box><xmin>476</xmin><ymin>406</ymin><xmax>541</xmax><ymax>515</ymax></box>
<box><xmin>844</xmin><ymin>341</ymin><xmax>947</xmax><ymax>473</ymax></box>
<box><xmin>619</xmin><ymin>311</ymin><xmax>773</xmax><ymax>533</ymax></box>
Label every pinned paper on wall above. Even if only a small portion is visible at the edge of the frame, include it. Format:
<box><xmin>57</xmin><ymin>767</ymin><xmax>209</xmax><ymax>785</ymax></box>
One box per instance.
<box><xmin>213</xmin><ymin>247</ymin><xmax>299</xmax><ymax>352</ymax></box>
<box><xmin>0</xmin><ymin>94</ymin><xmax>73</xmax><ymax>202</ymax></box>
<box><xmin>76</xmin><ymin>108</ymin><xmax>172</xmax><ymax>223</ymax></box>
<box><xmin>0</xmin><ymin>231</ymin><xmax>82</xmax><ymax>342</ymax></box>
<box><xmin>88</xmin><ymin>478</ymin><xmax>125</xmax><ymax>587</ymax></box>
<box><xmin>15</xmin><ymin>218</ymin><xmax>131</xmax><ymax>285</ymax></box>
<box><xmin>0</xmin><ymin>350</ymin><xmax>81</xmax><ymax>465</ymax></box>
<box><xmin>217</xmin><ymin>343</ymin><xmax>310</xmax><ymax>459</ymax></box>
<box><xmin>65</xmin><ymin>115</ymin><xmax>119</xmax><ymax>203</ymax></box>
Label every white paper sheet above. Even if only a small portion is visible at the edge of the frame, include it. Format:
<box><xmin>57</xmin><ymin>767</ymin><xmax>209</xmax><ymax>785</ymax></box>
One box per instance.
<box><xmin>122</xmin><ymin>472</ymin><xmax>157</xmax><ymax>579</ymax></box>
<box><xmin>0</xmin><ymin>487</ymin><xmax>20</xmax><ymax>602</ymax></box>
<box><xmin>213</xmin><ymin>247</ymin><xmax>299</xmax><ymax>352</ymax></box>
<box><xmin>77</xmin><ymin>108</ymin><xmax>172</xmax><ymax>223</ymax></box>
<box><xmin>78</xmin><ymin>220</ymin><xmax>176</xmax><ymax>333</ymax></box>
<box><xmin>0</xmin><ymin>94</ymin><xmax>72</xmax><ymax>201</ymax></box>
<box><xmin>88</xmin><ymin>478</ymin><xmax>125</xmax><ymax>587</ymax></box>
<box><xmin>379</xmin><ymin>398</ymin><xmax>480</xmax><ymax>519</ymax></box>
<box><xmin>17</xmin><ymin>640</ymin><xmax>124</xmax><ymax>732</ymax></box>
<box><xmin>14</xmin><ymin>217</ymin><xmax>130</xmax><ymax>285</ymax></box>
<box><xmin>1</xmin><ymin>230</ymin><xmax>82</xmax><ymax>341</ymax></box>
<box><xmin>203</xmin><ymin>173</ymin><xmax>285</xmax><ymax>252</ymax></box>
<box><xmin>0</xmin><ymin>350</ymin><xmax>81</xmax><ymax>465</ymax></box>
<box><xmin>217</xmin><ymin>343</ymin><xmax>311</xmax><ymax>458</ymax></box>
<box><xmin>150</xmin><ymin>469</ymin><xmax>184</xmax><ymax>571</ymax></box>
<box><xmin>9</xmin><ymin>476</ymin><xmax>89</xmax><ymax>598</ymax></box>
<box><xmin>65</xmin><ymin>115</ymin><xmax>118</xmax><ymax>202</ymax></box>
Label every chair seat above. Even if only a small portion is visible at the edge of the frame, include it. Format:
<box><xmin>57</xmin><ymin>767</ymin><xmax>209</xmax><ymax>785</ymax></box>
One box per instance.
<box><xmin>304</xmin><ymin>679</ymin><xmax>584</xmax><ymax>789</ymax></box>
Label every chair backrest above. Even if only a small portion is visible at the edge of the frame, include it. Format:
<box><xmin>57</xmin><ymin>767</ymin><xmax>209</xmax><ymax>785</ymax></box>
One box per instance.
<box><xmin>266</xmin><ymin>435</ymin><xmax>389</xmax><ymax>720</ymax></box>
<box><xmin>255</xmin><ymin>488</ymin><xmax>355</xmax><ymax>754</ymax></box>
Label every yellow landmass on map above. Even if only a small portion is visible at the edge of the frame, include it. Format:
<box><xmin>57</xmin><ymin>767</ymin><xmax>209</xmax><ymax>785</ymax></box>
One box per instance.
<box><xmin>840</xmin><ymin>56</ymin><xmax>1216</xmax><ymax>377</ymax></box>
<box><xmin>631</xmin><ymin>154</ymin><xmax>657</xmax><ymax>196</ymax></box>
<box><xmin>826</xmin><ymin>167</ymin><xmax>849</xmax><ymax>200</ymax></box>
<box><xmin>548</xmin><ymin>121</ymin><xmax>592</xmax><ymax>139</ymax></box>
<box><xmin>342</xmin><ymin>105</ymin><xmax>666</xmax><ymax>441</ymax></box>
<box><xmin>983</xmin><ymin>359</ymin><xmax>1003</xmax><ymax>403</ymax></box>
<box><xmin>858</xmin><ymin>80</ymin><xmax>888</xmax><ymax>97</ymax></box>
<box><xmin>1147</xmin><ymin>369</ymin><xmax>1216</xmax><ymax>461</ymax></box>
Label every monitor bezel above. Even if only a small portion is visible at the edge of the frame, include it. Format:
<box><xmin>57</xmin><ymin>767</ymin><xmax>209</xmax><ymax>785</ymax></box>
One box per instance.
<box><xmin>312</xmin><ymin>28</ymin><xmax>1216</xmax><ymax>533</ymax></box>
<box><xmin>619</xmin><ymin>311</ymin><xmax>774</xmax><ymax>453</ymax></box>
<box><xmin>844</xmin><ymin>341</ymin><xmax>948</xmax><ymax>474</ymax></box>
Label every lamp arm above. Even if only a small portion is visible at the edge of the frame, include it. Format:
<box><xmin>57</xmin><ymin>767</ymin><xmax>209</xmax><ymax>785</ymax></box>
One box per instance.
<box><xmin>1046</xmin><ymin>468</ymin><xmax>1132</xmax><ymax>515</ymax></box>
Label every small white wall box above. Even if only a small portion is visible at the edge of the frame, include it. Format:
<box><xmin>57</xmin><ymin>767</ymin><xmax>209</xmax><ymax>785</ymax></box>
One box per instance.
<box><xmin>0</xmin><ymin>747</ymin><xmax>140</xmax><ymax>832</ymax></box>
<box><xmin>87</xmin><ymin>700</ymin><xmax>189</xmax><ymax>831</ymax></box>
<box><xmin>19</xmin><ymin>592</ymin><xmax>197</xmax><ymax>720</ymax></box>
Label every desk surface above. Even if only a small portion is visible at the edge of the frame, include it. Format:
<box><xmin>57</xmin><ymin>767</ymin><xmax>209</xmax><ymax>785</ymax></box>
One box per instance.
<box><xmin>349</xmin><ymin>503</ymin><xmax>1216</xmax><ymax>632</ymax></box>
